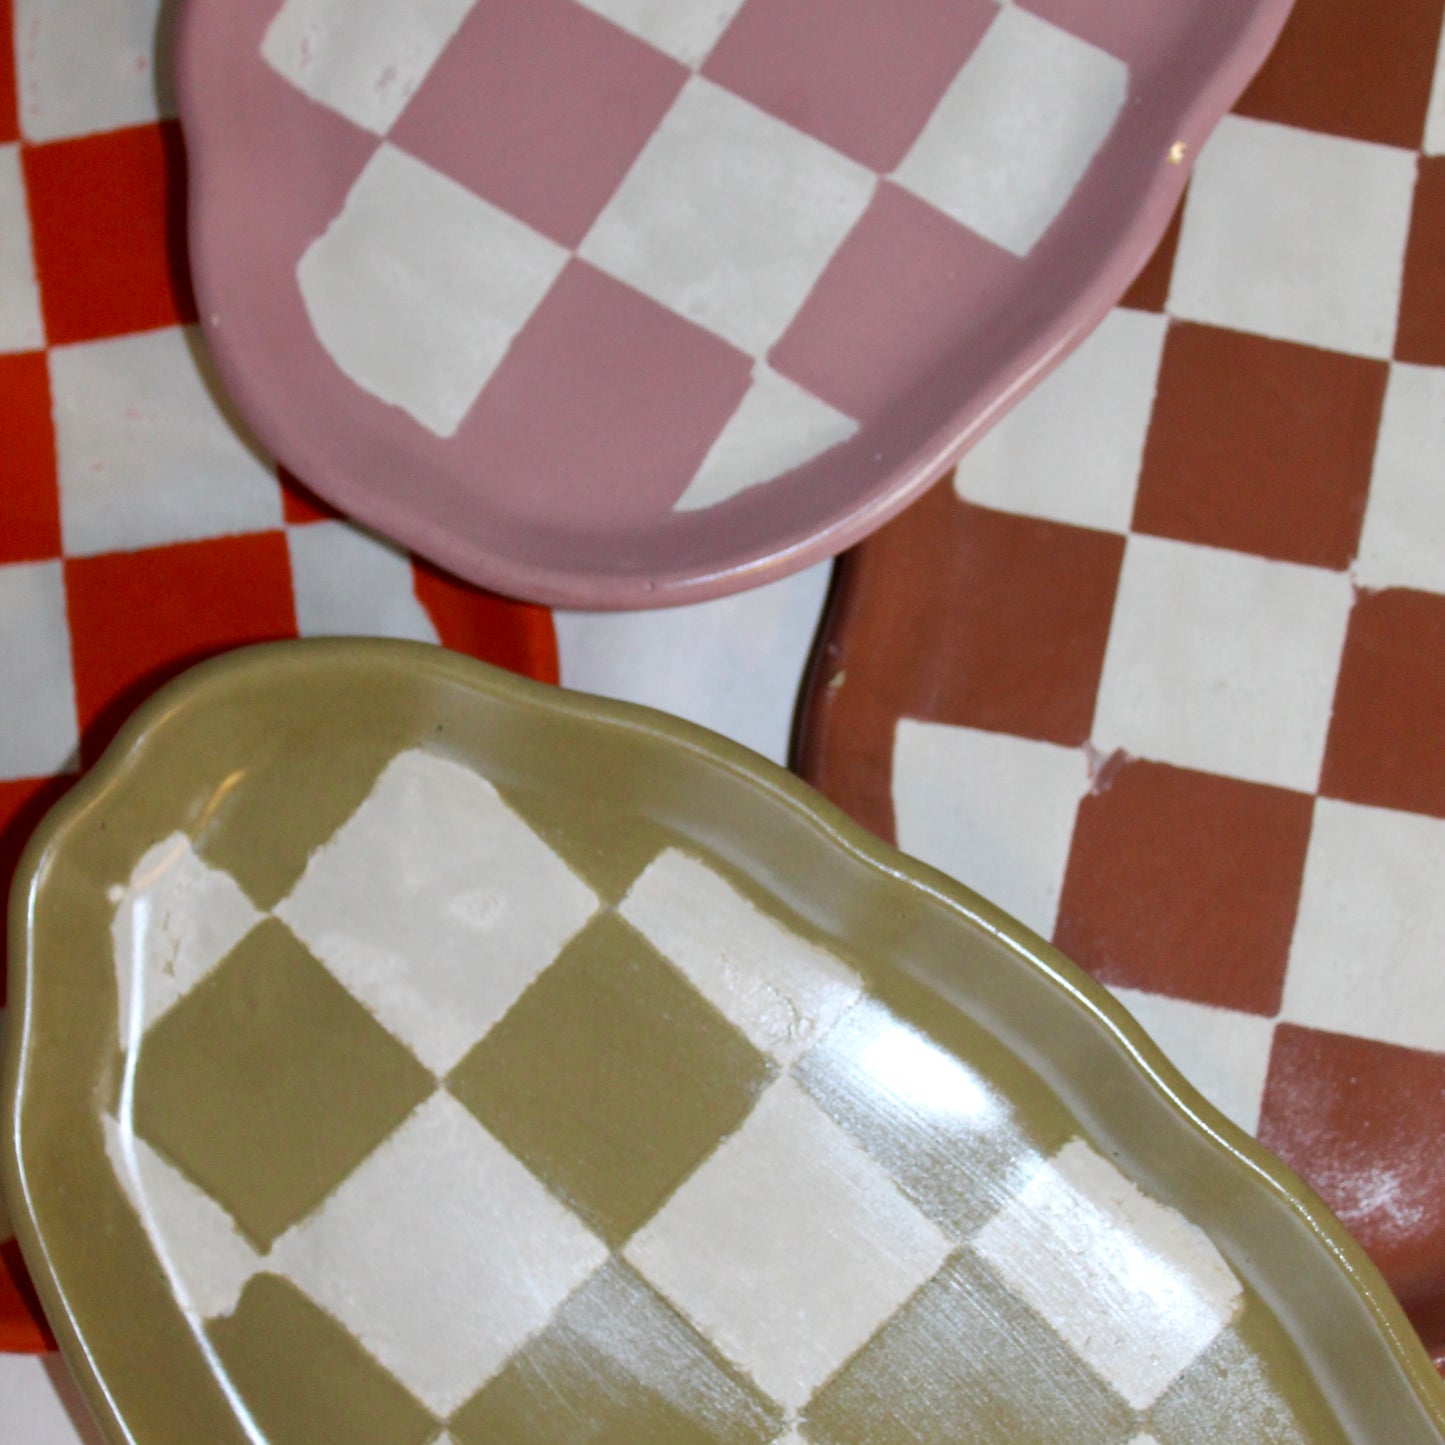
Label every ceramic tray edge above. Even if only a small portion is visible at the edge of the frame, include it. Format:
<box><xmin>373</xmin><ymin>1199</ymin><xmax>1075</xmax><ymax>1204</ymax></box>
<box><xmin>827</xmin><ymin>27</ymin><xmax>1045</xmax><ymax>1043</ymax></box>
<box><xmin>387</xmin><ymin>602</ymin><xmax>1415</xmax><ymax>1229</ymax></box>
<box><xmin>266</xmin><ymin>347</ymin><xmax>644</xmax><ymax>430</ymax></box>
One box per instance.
<box><xmin>6</xmin><ymin>637</ymin><xmax>1442</xmax><ymax>1445</ymax></box>
<box><xmin>172</xmin><ymin>1</ymin><xmax>1299</xmax><ymax>610</ymax></box>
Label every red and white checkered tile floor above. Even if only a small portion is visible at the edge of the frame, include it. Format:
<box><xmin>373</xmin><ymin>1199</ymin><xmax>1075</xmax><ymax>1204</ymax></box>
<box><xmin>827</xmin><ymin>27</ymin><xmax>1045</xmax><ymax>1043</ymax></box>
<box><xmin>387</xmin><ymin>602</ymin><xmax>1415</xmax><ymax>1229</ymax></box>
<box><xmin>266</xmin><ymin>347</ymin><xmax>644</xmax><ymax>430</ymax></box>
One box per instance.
<box><xmin>0</xmin><ymin>0</ymin><xmax>558</xmax><ymax>1372</ymax></box>
<box><xmin>803</xmin><ymin>0</ymin><xmax>1445</xmax><ymax>1369</ymax></box>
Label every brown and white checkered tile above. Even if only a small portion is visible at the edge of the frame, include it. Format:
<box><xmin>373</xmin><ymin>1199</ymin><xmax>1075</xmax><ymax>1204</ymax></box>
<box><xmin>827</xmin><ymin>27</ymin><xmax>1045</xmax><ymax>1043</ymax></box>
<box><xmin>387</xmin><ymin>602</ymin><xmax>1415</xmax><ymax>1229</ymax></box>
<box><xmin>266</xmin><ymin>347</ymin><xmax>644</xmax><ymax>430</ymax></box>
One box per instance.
<box><xmin>96</xmin><ymin>745</ymin><xmax>1333</xmax><ymax>1441</ymax></box>
<box><xmin>797</xmin><ymin>0</ymin><xmax>1445</xmax><ymax>1368</ymax></box>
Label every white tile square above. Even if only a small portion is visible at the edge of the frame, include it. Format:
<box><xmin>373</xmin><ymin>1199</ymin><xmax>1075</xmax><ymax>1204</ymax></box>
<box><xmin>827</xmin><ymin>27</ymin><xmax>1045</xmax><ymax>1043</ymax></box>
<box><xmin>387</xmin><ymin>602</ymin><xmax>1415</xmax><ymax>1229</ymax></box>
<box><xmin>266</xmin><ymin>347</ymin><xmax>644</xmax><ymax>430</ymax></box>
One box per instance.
<box><xmin>273</xmin><ymin>1092</ymin><xmax>608</xmax><ymax>1416</ymax></box>
<box><xmin>1108</xmin><ymin>988</ymin><xmax>1275</xmax><ymax>1136</ymax></box>
<box><xmin>275</xmin><ymin>748</ymin><xmax>599</xmax><ymax>1074</ymax></box>
<box><xmin>625</xmin><ymin>1078</ymin><xmax>952</xmax><ymax>1411</ymax></box>
<box><xmin>286</xmin><ymin>522</ymin><xmax>438</xmax><ymax>643</ymax></box>
<box><xmin>51</xmin><ymin>327</ymin><xmax>283</xmax><ymax>556</ymax></box>
<box><xmin>1426</xmin><ymin>16</ymin><xmax>1445</xmax><ymax>157</ymax></box>
<box><xmin>0</xmin><ymin>1355</ymin><xmax>101</xmax><ymax>1445</ymax></box>
<box><xmin>1354</xmin><ymin>362</ymin><xmax>1445</xmax><ymax>592</ymax></box>
<box><xmin>674</xmin><ymin>364</ymin><xmax>858</xmax><ymax>512</ymax></box>
<box><xmin>1280</xmin><ymin>799</ymin><xmax>1445</xmax><ymax>1054</ymax></box>
<box><xmin>0</xmin><ymin>561</ymin><xmax>79</xmax><ymax>781</ymax></box>
<box><xmin>893</xmin><ymin>5</ymin><xmax>1128</xmax><ymax>256</ymax></box>
<box><xmin>109</xmin><ymin>833</ymin><xmax>263</xmax><ymax>1048</ymax></box>
<box><xmin>954</xmin><ymin>308</ymin><xmax>1165</xmax><ymax>532</ymax></box>
<box><xmin>619</xmin><ymin>848</ymin><xmax>862</xmax><ymax>1064</ymax></box>
<box><xmin>1091</xmin><ymin>535</ymin><xmax>1353</xmax><ymax>793</ymax></box>
<box><xmin>892</xmin><ymin>720</ymin><xmax>1089</xmax><ymax>939</ymax></box>
<box><xmin>571</xmin><ymin>0</ymin><xmax>747</xmax><ymax>67</ymax></box>
<box><xmin>580</xmin><ymin>76</ymin><xmax>875</xmax><ymax>356</ymax></box>
<box><xmin>261</xmin><ymin>0</ymin><xmax>479</xmax><ymax>135</ymax></box>
<box><xmin>0</xmin><ymin>146</ymin><xmax>44</xmax><ymax>352</ymax></box>
<box><xmin>973</xmin><ymin>1139</ymin><xmax>1242</xmax><ymax>1410</ymax></box>
<box><xmin>298</xmin><ymin>144</ymin><xmax>567</xmax><ymax>438</ymax></box>
<box><xmin>15</xmin><ymin>0</ymin><xmax>172</xmax><ymax>143</ymax></box>
<box><xmin>1167</xmin><ymin>116</ymin><xmax>1416</xmax><ymax>359</ymax></box>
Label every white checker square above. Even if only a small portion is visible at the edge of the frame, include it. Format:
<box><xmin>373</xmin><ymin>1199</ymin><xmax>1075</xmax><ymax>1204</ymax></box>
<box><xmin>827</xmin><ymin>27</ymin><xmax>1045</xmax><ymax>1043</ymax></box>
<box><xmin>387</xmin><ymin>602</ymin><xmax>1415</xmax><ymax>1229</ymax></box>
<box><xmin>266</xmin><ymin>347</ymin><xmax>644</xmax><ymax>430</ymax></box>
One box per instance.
<box><xmin>261</xmin><ymin>0</ymin><xmax>479</xmax><ymax>136</ymax></box>
<box><xmin>14</xmin><ymin>0</ymin><xmax>172</xmax><ymax>144</ymax></box>
<box><xmin>624</xmin><ymin>1078</ymin><xmax>952</xmax><ymax>1411</ymax></box>
<box><xmin>298</xmin><ymin>144</ymin><xmax>567</xmax><ymax>438</ymax></box>
<box><xmin>893</xmin><ymin>5</ymin><xmax>1128</xmax><ymax>256</ymax></box>
<box><xmin>1167</xmin><ymin>116</ymin><xmax>1416</xmax><ymax>359</ymax></box>
<box><xmin>675</xmin><ymin>364</ymin><xmax>858</xmax><ymax>512</ymax></box>
<box><xmin>1354</xmin><ymin>362</ymin><xmax>1445</xmax><ymax>593</ymax></box>
<box><xmin>1109</xmin><ymin>988</ymin><xmax>1275</xmax><ymax>1137</ymax></box>
<box><xmin>1091</xmin><ymin>535</ymin><xmax>1353</xmax><ymax>793</ymax></box>
<box><xmin>571</xmin><ymin>0</ymin><xmax>747</xmax><ymax>67</ymax></box>
<box><xmin>973</xmin><ymin>1139</ymin><xmax>1242</xmax><ymax>1410</ymax></box>
<box><xmin>275</xmin><ymin>748</ymin><xmax>599</xmax><ymax>1074</ymax></box>
<box><xmin>272</xmin><ymin>1092</ymin><xmax>608</xmax><ymax>1416</ymax></box>
<box><xmin>1426</xmin><ymin>16</ymin><xmax>1445</xmax><ymax>157</ymax></box>
<box><xmin>0</xmin><ymin>1355</ymin><xmax>98</xmax><ymax>1445</ymax></box>
<box><xmin>1280</xmin><ymin>798</ymin><xmax>1445</xmax><ymax>1054</ymax></box>
<box><xmin>892</xmin><ymin>720</ymin><xmax>1089</xmax><ymax>940</ymax></box>
<box><xmin>109</xmin><ymin>833</ymin><xmax>264</xmax><ymax>1048</ymax></box>
<box><xmin>619</xmin><ymin>848</ymin><xmax>862</xmax><ymax>1064</ymax></box>
<box><xmin>0</xmin><ymin>561</ymin><xmax>79</xmax><ymax>781</ymax></box>
<box><xmin>286</xmin><ymin>522</ymin><xmax>439</xmax><ymax>643</ymax></box>
<box><xmin>580</xmin><ymin>76</ymin><xmax>876</xmax><ymax>356</ymax></box>
<box><xmin>0</xmin><ymin>146</ymin><xmax>44</xmax><ymax>353</ymax></box>
<box><xmin>50</xmin><ymin>327</ymin><xmax>283</xmax><ymax>557</ymax></box>
<box><xmin>103</xmin><ymin>1116</ymin><xmax>260</xmax><ymax>1321</ymax></box>
<box><xmin>954</xmin><ymin>307</ymin><xmax>1165</xmax><ymax>532</ymax></box>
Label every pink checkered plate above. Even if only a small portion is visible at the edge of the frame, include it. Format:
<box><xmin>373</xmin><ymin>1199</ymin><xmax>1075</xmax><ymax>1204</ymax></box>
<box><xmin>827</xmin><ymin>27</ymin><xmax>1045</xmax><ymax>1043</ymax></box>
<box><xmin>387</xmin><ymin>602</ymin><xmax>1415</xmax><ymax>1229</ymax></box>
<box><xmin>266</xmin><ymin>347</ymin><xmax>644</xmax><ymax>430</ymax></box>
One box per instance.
<box><xmin>176</xmin><ymin>0</ymin><xmax>1294</xmax><ymax>608</ymax></box>
<box><xmin>5</xmin><ymin>641</ymin><xmax>1444</xmax><ymax>1442</ymax></box>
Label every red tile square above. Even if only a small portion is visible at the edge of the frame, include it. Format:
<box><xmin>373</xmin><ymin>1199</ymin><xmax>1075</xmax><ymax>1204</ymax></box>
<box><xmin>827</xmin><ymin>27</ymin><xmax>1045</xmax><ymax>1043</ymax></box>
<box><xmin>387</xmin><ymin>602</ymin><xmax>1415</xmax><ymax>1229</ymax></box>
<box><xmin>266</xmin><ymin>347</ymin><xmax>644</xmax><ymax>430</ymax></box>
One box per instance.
<box><xmin>457</xmin><ymin>260</ymin><xmax>752</xmax><ymax>527</ymax></box>
<box><xmin>391</xmin><ymin>0</ymin><xmax>686</xmax><ymax>248</ymax></box>
<box><xmin>1233</xmin><ymin>0</ymin><xmax>1445</xmax><ymax>149</ymax></box>
<box><xmin>0</xmin><ymin>773</ymin><xmax>74</xmax><ymax>1009</ymax></box>
<box><xmin>1321</xmin><ymin>588</ymin><xmax>1445</xmax><ymax>819</ymax></box>
<box><xmin>0</xmin><ymin>352</ymin><xmax>60</xmax><ymax>563</ymax></box>
<box><xmin>411</xmin><ymin>557</ymin><xmax>558</xmax><ymax>684</ymax></box>
<box><xmin>771</xmin><ymin>181</ymin><xmax>1020</xmax><ymax>424</ymax></box>
<box><xmin>1257</xmin><ymin>1024</ymin><xmax>1445</xmax><ymax>1360</ymax></box>
<box><xmin>703</xmin><ymin>0</ymin><xmax>995</xmax><ymax>171</ymax></box>
<box><xmin>1118</xmin><ymin>192</ymin><xmax>1182</xmax><ymax>313</ymax></box>
<box><xmin>278</xmin><ymin>466</ymin><xmax>344</xmax><ymax>526</ymax></box>
<box><xmin>0</xmin><ymin>1239</ymin><xmax>52</xmax><ymax>1352</ymax></box>
<box><xmin>1053</xmin><ymin>760</ymin><xmax>1313</xmax><ymax>1013</ymax></box>
<box><xmin>1132</xmin><ymin>322</ymin><xmax>1386</xmax><ymax>570</ymax></box>
<box><xmin>860</xmin><ymin>485</ymin><xmax>1123</xmax><ymax>747</ymax></box>
<box><xmin>23</xmin><ymin>121</ymin><xmax>196</xmax><ymax>347</ymax></box>
<box><xmin>65</xmin><ymin>534</ymin><xmax>296</xmax><ymax>763</ymax></box>
<box><xmin>0</xmin><ymin>0</ymin><xmax>17</xmax><ymax>145</ymax></box>
<box><xmin>1395</xmin><ymin>155</ymin><xmax>1445</xmax><ymax>368</ymax></box>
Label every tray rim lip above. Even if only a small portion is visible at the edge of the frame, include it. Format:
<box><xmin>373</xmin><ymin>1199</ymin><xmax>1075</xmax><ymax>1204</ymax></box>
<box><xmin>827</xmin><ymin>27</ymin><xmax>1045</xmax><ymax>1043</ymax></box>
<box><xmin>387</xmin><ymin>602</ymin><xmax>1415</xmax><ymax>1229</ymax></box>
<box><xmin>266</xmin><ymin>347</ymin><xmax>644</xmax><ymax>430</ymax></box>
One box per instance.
<box><xmin>174</xmin><ymin>0</ymin><xmax>1298</xmax><ymax>611</ymax></box>
<box><xmin>6</xmin><ymin>637</ymin><xmax>1443</xmax><ymax>1443</ymax></box>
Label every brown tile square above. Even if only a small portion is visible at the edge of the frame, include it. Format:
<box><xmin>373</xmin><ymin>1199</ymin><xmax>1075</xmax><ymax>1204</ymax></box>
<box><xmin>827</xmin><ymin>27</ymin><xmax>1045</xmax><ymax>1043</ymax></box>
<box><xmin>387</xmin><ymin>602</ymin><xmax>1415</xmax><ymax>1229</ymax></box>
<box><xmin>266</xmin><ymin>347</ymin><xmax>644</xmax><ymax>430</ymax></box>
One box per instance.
<box><xmin>1257</xmin><ymin>1024</ymin><xmax>1445</xmax><ymax>1359</ymax></box>
<box><xmin>1233</xmin><ymin>0</ymin><xmax>1445</xmax><ymax>149</ymax></box>
<box><xmin>882</xmin><ymin>487</ymin><xmax>1124</xmax><ymax>747</ymax></box>
<box><xmin>1053</xmin><ymin>759</ymin><xmax>1313</xmax><ymax>1014</ymax></box>
<box><xmin>1132</xmin><ymin>322</ymin><xmax>1386</xmax><ymax>569</ymax></box>
<box><xmin>1321</xmin><ymin>587</ymin><xmax>1445</xmax><ymax>818</ymax></box>
<box><xmin>1119</xmin><ymin>193</ymin><xmax>1183</xmax><ymax>314</ymax></box>
<box><xmin>1395</xmin><ymin>155</ymin><xmax>1445</xmax><ymax>367</ymax></box>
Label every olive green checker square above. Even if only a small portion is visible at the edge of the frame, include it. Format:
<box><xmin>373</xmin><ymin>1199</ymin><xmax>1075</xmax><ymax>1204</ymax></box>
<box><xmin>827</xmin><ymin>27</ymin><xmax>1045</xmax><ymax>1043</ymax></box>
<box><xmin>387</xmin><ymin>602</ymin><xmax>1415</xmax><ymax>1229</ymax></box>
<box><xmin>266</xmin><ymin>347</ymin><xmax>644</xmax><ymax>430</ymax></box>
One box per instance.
<box><xmin>451</xmin><ymin>1259</ymin><xmax>781</xmax><ymax>1445</ymax></box>
<box><xmin>447</xmin><ymin>912</ymin><xmax>772</xmax><ymax>1246</ymax></box>
<box><xmin>209</xmin><ymin>1273</ymin><xmax>439</xmax><ymax>1445</ymax></box>
<box><xmin>133</xmin><ymin>918</ymin><xmax>435</xmax><ymax>1248</ymax></box>
<box><xmin>803</xmin><ymin>1250</ymin><xmax>1133</xmax><ymax>1445</ymax></box>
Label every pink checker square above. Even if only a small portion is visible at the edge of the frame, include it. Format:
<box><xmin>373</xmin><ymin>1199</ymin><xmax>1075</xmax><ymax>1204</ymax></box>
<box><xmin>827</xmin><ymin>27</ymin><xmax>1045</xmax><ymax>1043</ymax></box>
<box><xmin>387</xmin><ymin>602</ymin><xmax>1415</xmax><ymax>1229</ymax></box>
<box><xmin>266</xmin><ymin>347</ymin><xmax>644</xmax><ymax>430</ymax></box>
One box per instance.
<box><xmin>770</xmin><ymin>181</ymin><xmax>1020</xmax><ymax>424</ymax></box>
<box><xmin>391</xmin><ymin>0</ymin><xmax>687</xmax><ymax>248</ymax></box>
<box><xmin>457</xmin><ymin>260</ymin><xmax>753</xmax><ymax>529</ymax></box>
<box><xmin>1019</xmin><ymin>0</ymin><xmax>1153</xmax><ymax>61</ymax></box>
<box><xmin>703</xmin><ymin>0</ymin><xmax>996</xmax><ymax>172</ymax></box>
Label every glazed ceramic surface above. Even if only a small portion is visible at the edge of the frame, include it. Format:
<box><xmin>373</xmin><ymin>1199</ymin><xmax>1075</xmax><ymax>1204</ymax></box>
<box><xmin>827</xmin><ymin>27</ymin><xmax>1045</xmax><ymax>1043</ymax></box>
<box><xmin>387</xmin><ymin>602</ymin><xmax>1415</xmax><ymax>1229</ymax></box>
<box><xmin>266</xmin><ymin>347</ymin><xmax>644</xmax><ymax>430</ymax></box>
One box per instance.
<box><xmin>0</xmin><ymin>0</ymin><xmax>556</xmax><ymax>1360</ymax></box>
<box><xmin>6</xmin><ymin>642</ymin><xmax>1445</xmax><ymax>1444</ymax></box>
<box><xmin>177</xmin><ymin>0</ymin><xmax>1293</xmax><ymax>606</ymax></box>
<box><xmin>797</xmin><ymin>0</ymin><xmax>1445</xmax><ymax>1374</ymax></box>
